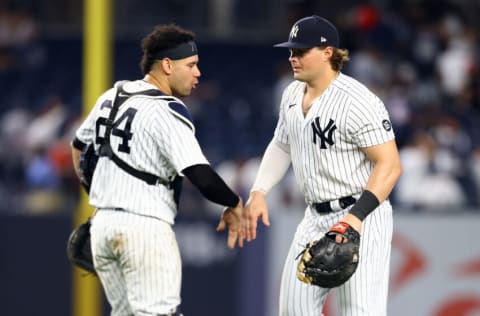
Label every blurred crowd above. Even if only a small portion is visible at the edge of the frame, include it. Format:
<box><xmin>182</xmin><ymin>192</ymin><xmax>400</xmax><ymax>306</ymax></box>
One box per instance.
<box><xmin>338</xmin><ymin>2</ymin><xmax>480</xmax><ymax>210</ymax></box>
<box><xmin>0</xmin><ymin>0</ymin><xmax>479</xmax><ymax>215</ymax></box>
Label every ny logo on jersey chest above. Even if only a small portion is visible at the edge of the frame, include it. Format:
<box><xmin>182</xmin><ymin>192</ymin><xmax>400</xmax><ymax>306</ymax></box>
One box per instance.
<box><xmin>311</xmin><ymin>117</ymin><xmax>336</xmax><ymax>149</ymax></box>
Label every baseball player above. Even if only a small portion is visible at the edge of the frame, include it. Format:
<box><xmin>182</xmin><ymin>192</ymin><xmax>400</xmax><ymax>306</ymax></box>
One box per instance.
<box><xmin>71</xmin><ymin>24</ymin><xmax>244</xmax><ymax>316</ymax></box>
<box><xmin>243</xmin><ymin>16</ymin><xmax>402</xmax><ymax>315</ymax></box>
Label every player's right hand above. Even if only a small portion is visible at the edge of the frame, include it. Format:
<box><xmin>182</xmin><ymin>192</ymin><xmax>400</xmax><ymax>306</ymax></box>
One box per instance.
<box><xmin>244</xmin><ymin>191</ymin><xmax>270</xmax><ymax>242</ymax></box>
<box><xmin>216</xmin><ymin>197</ymin><xmax>245</xmax><ymax>249</ymax></box>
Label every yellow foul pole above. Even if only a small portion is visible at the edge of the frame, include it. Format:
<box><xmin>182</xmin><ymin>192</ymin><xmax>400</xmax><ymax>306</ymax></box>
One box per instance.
<box><xmin>73</xmin><ymin>0</ymin><xmax>112</xmax><ymax>315</ymax></box>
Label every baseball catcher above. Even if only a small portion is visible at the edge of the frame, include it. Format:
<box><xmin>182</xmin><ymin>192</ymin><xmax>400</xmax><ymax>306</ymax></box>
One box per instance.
<box><xmin>297</xmin><ymin>222</ymin><xmax>360</xmax><ymax>288</ymax></box>
<box><xmin>66</xmin><ymin>218</ymin><xmax>96</xmax><ymax>274</ymax></box>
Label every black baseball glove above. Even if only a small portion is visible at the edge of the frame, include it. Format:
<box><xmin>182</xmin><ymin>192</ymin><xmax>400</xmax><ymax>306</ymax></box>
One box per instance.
<box><xmin>66</xmin><ymin>218</ymin><xmax>96</xmax><ymax>274</ymax></box>
<box><xmin>296</xmin><ymin>222</ymin><xmax>360</xmax><ymax>288</ymax></box>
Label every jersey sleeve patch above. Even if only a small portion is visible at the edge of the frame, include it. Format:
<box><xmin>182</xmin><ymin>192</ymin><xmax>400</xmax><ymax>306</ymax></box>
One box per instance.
<box><xmin>167</xmin><ymin>101</ymin><xmax>195</xmax><ymax>133</ymax></box>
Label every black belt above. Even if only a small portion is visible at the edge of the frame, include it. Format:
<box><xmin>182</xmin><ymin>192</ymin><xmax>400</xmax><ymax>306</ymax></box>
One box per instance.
<box><xmin>312</xmin><ymin>196</ymin><xmax>357</xmax><ymax>214</ymax></box>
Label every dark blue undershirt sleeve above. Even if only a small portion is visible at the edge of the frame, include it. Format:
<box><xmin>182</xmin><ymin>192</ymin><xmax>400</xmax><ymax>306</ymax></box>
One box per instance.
<box><xmin>72</xmin><ymin>137</ymin><xmax>87</xmax><ymax>150</ymax></box>
<box><xmin>182</xmin><ymin>164</ymin><xmax>239</xmax><ymax>207</ymax></box>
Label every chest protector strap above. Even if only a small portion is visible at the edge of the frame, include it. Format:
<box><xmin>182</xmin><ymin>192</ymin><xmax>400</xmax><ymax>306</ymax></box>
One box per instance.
<box><xmin>98</xmin><ymin>83</ymin><xmax>173</xmax><ymax>187</ymax></box>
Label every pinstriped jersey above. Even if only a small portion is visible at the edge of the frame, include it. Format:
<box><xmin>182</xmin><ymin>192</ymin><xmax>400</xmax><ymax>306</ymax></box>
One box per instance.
<box><xmin>75</xmin><ymin>80</ymin><xmax>209</xmax><ymax>224</ymax></box>
<box><xmin>274</xmin><ymin>73</ymin><xmax>395</xmax><ymax>204</ymax></box>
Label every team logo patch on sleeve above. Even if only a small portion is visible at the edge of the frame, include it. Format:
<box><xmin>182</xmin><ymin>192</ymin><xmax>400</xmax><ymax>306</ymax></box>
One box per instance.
<box><xmin>382</xmin><ymin>119</ymin><xmax>392</xmax><ymax>131</ymax></box>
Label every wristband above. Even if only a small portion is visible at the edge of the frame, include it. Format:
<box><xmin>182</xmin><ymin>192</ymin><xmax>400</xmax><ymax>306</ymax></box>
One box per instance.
<box><xmin>348</xmin><ymin>190</ymin><xmax>380</xmax><ymax>221</ymax></box>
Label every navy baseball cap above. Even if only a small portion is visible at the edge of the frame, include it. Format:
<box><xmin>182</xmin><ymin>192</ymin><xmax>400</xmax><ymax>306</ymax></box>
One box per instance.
<box><xmin>274</xmin><ymin>15</ymin><xmax>339</xmax><ymax>49</ymax></box>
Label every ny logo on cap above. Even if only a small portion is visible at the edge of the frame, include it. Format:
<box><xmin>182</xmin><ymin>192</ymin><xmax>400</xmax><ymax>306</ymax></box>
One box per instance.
<box><xmin>290</xmin><ymin>25</ymin><xmax>299</xmax><ymax>39</ymax></box>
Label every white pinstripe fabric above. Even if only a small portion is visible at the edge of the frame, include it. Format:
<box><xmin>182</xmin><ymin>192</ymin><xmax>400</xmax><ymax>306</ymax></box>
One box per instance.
<box><xmin>274</xmin><ymin>73</ymin><xmax>395</xmax><ymax>204</ymax></box>
<box><xmin>76</xmin><ymin>80</ymin><xmax>209</xmax><ymax>224</ymax></box>
<box><xmin>91</xmin><ymin>210</ymin><xmax>181</xmax><ymax>315</ymax></box>
<box><xmin>274</xmin><ymin>73</ymin><xmax>395</xmax><ymax>315</ymax></box>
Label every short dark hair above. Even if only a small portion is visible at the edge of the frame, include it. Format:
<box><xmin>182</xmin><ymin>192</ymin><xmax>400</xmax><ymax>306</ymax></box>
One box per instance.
<box><xmin>140</xmin><ymin>24</ymin><xmax>195</xmax><ymax>75</ymax></box>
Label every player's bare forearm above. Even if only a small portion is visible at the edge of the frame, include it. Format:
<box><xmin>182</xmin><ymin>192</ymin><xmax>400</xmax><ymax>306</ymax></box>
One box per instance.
<box><xmin>244</xmin><ymin>190</ymin><xmax>271</xmax><ymax>242</ymax></box>
<box><xmin>216</xmin><ymin>197</ymin><xmax>245</xmax><ymax>249</ymax></box>
<box><xmin>340</xmin><ymin>140</ymin><xmax>402</xmax><ymax>231</ymax></box>
<box><xmin>362</xmin><ymin>139</ymin><xmax>402</xmax><ymax>203</ymax></box>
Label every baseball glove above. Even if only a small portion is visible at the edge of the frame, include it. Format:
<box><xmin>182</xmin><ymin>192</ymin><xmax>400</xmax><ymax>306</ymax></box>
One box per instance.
<box><xmin>66</xmin><ymin>218</ymin><xmax>96</xmax><ymax>274</ymax></box>
<box><xmin>78</xmin><ymin>144</ymin><xmax>98</xmax><ymax>194</ymax></box>
<box><xmin>296</xmin><ymin>222</ymin><xmax>360</xmax><ymax>288</ymax></box>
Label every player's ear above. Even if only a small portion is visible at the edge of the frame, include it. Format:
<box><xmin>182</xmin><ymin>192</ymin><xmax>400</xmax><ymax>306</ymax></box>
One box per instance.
<box><xmin>322</xmin><ymin>46</ymin><xmax>334</xmax><ymax>60</ymax></box>
<box><xmin>160</xmin><ymin>58</ymin><xmax>173</xmax><ymax>75</ymax></box>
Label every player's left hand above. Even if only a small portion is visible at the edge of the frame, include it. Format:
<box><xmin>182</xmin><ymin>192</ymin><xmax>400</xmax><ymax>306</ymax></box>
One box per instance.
<box><xmin>334</xmin><ymin>213</ymin><xmax>362</xmax><ymax>243</ymax></box>
<box><xmin>216</xmin><ymin>197</ymin><xmax>245</xmax><ymax>249</ymax></box>
<box><xmin>297</xmin><ymin>221</ymin><xmax>361</xmax><ymax>288</ymax></box>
